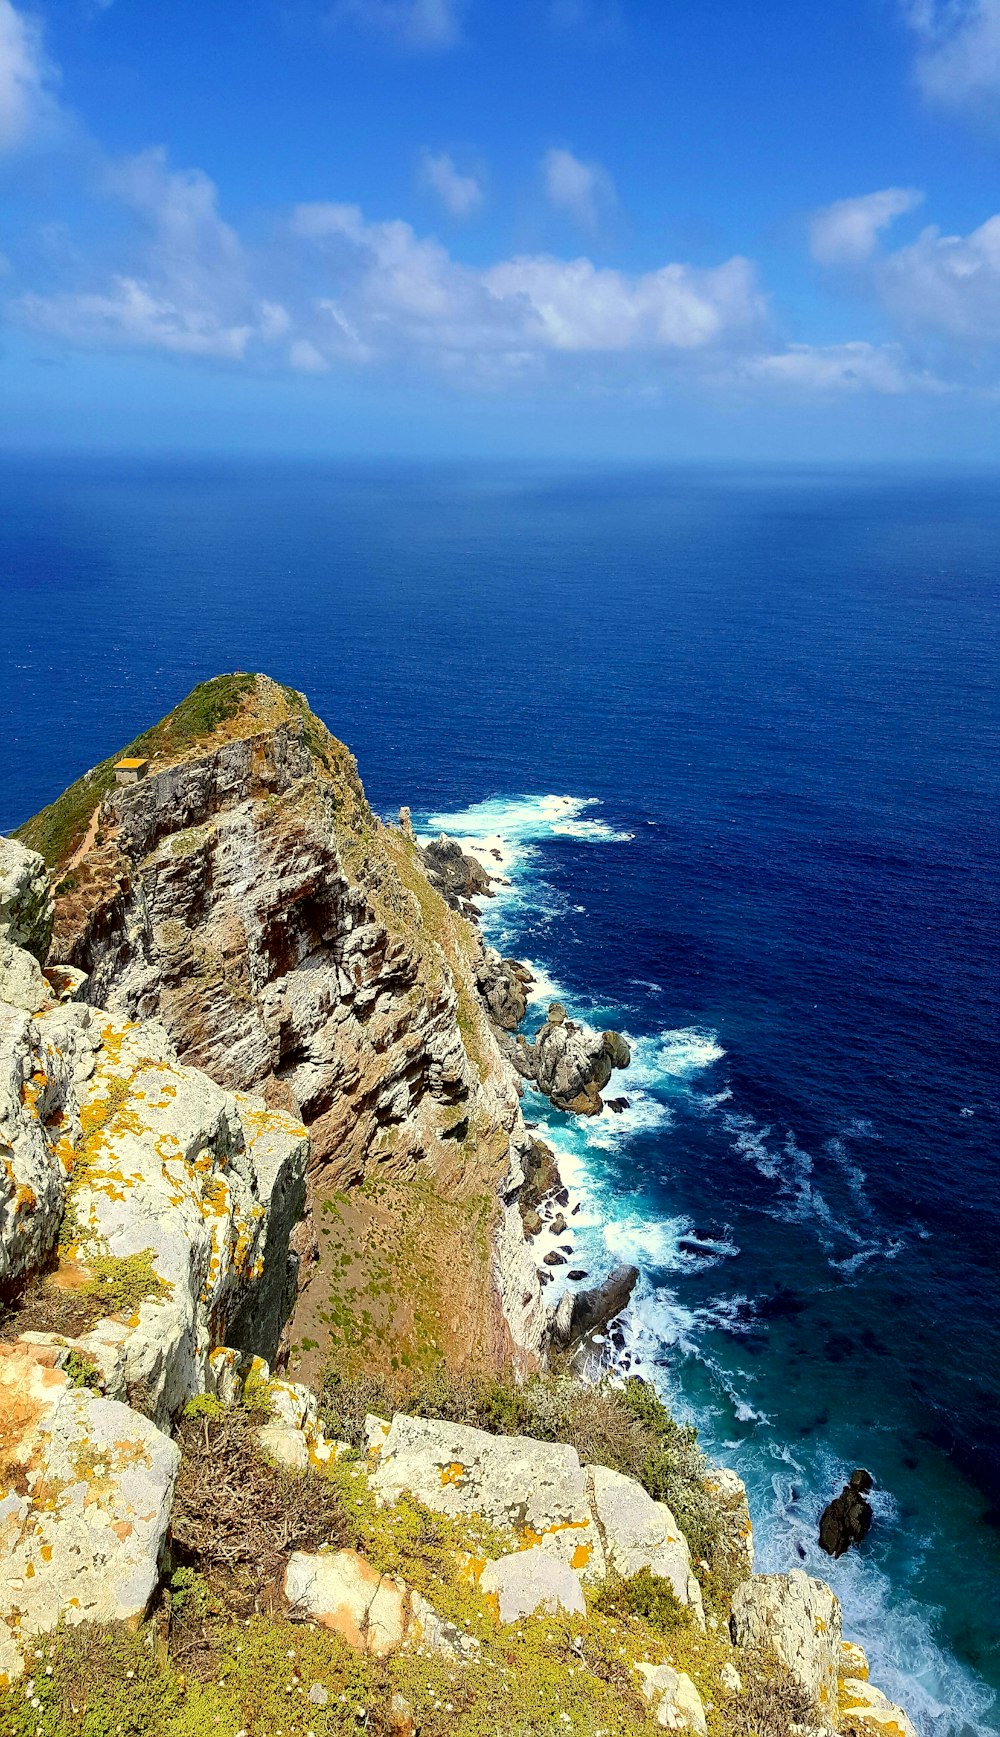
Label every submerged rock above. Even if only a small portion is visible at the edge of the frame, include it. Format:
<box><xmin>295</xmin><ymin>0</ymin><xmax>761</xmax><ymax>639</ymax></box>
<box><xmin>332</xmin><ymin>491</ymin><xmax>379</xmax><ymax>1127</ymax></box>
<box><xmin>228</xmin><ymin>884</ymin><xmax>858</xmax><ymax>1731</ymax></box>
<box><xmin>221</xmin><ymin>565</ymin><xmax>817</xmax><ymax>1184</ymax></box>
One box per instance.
<box><xmin>819</xmin><ymin>1468</ymin><xmax>874</xmax><ymax>1559</ymax></box>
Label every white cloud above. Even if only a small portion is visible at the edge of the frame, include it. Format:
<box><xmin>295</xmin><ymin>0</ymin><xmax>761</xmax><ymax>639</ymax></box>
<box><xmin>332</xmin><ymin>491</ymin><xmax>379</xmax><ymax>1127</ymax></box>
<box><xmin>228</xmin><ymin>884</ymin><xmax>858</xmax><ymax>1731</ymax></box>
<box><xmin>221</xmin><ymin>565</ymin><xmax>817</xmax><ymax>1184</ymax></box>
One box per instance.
<box><xmin>810</xmin><ymin>187</ymin><xmax>924</xmax><ymax>266</ymax></box>
<box><xmin>876</xmin><ymin>212</ymin><xmax>1000</xmax><ymax>341</ymax></box>
<box><xmin>740</xmin><ymin>341</ymin><xmax>939</xmax><ymax>394</ymax></box>
<box><xmin>903</xmin><ymin>0</ymin><xmax>1000</xmax><ymax>110</ymax></box>
<box><xmin>543</xmin><ymin>147</ymin><xmax>616</xmax><ymax>230</ymax></box>
<box><xmin>420</xmin><ymin>149</ymin><xmax>483</xmax><ymax>218</ymax></box>
<box><xmin>0</xmin><ymin>0</ymin><xmax>58</xmax><ymax>151</ymax></box>
<box><xmin>334</xmin><ymin>0</ymin><xmax>464</xmax><ymax>49</ymax></box>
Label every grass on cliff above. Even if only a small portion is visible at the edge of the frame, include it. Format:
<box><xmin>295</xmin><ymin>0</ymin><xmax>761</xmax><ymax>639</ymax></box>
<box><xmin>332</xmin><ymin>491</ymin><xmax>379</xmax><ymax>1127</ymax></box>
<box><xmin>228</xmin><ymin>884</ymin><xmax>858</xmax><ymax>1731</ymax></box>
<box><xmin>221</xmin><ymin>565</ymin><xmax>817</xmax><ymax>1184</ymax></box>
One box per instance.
<box><xmin>318</xmin><ymin>1368</ymin><xmax>728</xmax><ymax>1583</ymax></box>
<box><xmin>14</xmin><ymin>673</ymin><xmax>258</xmax><ymax>868</ymax></box>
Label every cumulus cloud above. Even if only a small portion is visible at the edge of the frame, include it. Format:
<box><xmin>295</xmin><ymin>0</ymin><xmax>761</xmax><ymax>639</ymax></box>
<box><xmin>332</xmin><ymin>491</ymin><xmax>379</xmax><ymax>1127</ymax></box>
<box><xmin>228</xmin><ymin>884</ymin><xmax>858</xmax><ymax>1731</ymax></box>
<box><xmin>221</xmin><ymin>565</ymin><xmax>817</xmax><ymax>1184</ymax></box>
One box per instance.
<box><xmin>740</xmin><ymin>341</ymin><xmax>941</xmax><ymax>394</ymax></box>
<box><xmin>420</xmin><ymin>149</ymin><xmax>483</xmax><ymax>218</ymax></box>
<box><xmin>543</xmin><ymin>147</ymin><xmax>616</xmax><ymax>230</ymax></box>
<box><xmin>0</xmin><ymin>0</ymin><xmax>59</xmax><ymax>151</ymax></box>
<box><xmin>16</xmin><ymin>148</ymin><xmax>289</xmax><ymax>360</ymax></box>
<box><xmin>903</xmin><ymin>0</ymin><xmax>1000</xmax><ymax>110</ymax></box>
<box><xmin>810</xmin><ymin>187</ymin><xmax>924</xmax><ymax>266</ymax></box>
<box><xmin>876</xmin><ymin>211</ymin><xmax>1000</xmax><ymax>342</ymax></box>
<box><xmin>334</xmin><ymin>0</ymin><xmax>464</xmax><ymax>49</ymax></box>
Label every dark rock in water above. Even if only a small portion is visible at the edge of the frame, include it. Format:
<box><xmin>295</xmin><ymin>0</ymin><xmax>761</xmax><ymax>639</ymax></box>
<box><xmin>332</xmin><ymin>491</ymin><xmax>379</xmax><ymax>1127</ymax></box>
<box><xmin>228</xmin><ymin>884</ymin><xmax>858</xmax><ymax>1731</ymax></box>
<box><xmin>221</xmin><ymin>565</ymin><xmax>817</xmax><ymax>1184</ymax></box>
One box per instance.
<box><xmin>554</xmin><ymin>1187</ymin><xmax>570</xmax><ymax>1208</ymax></box>
<box><xmin>819</xmin><ymin>1469</ymin><xmax>874</xmax><ymax>1558</ymax></box>
<box><xmin>549</xmin><ymin>1213</ymin><xmax>567</xmax><ymax>1238</ymax></box>
<box><xmin>547</xmin><ymin>1263</ymin><xmax>639</xmax><ymax>1353</ymax></box>
<box><xmin>571</xmin><ymin>1203</ymin><xmax>581</xmax><ymax>1216</ymax></box>
<box><xmin>543</xmin><ymin>1250</ymin><xmax>567</xmax><ymax>1267</ymax></box>
<box><xmin>606</xmin><ymin>1096</ymin><xmax>630</xmax><ymax>1113</ymax></box>
<box><xmin>567</xmin><ymin>1270</ymin><xmax>588</xmax><ymax>1281</ymax></box>
<box><xmin>420</xmin><ymin>833</ymin><xmax>494</xmax><ymax>919</ymax></box>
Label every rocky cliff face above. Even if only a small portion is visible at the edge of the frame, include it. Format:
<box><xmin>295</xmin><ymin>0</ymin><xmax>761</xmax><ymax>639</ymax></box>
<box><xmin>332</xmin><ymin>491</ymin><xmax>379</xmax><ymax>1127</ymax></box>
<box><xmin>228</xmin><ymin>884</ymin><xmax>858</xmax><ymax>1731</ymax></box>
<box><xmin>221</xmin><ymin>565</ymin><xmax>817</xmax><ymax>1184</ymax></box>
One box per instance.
<box><xmin>16</xmin><ymin>675</ymin><xmax>546</xmax><ymax>1374</ymax></box>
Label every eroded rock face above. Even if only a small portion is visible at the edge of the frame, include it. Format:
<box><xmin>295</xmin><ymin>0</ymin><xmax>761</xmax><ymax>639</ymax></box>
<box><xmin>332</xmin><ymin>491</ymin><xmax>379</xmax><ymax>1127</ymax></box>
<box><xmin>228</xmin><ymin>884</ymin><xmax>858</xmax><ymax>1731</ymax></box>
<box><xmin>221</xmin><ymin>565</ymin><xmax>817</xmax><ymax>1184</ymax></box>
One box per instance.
<box><xmin>367</xmin><ymin>1412</ymin><xmax>605</xmax><ymax>1578</ymax></box>
<box><xmin>419</xmin><ymin>834</ymin><xmax>494</xmax><ymax>919</ymax></box>
<box><xmin>730</xmin><ymin>1569</ymin><xmax>842</xmax><ymax>1719</ymax></box>
<box><xmin>476</xmin><ymin>948</ymin><xmax>534</xmax><ymax>1032</ymax></box>
<box><xmin>0</xmin><ymin>838</ymin><xmax>53</xmax><ymax>966</ymax></box>
<box><xmin>479</xmin><ymin>1549</ymin><xmax>587</xmax><ymax>1623</ymax></box>
<box><xmin>703</xmin><ymin>1465</ymin><xmax>754</xmax><ymax>1582</ymax></box>
<box><xmin>588</xmin><ymin>1464</ymin><xmax>705</xmax><ymax>1624</ymax></box>
<box><xmin>504</xmin><ymin>1003</ymin><xmax>630</xmax><ymax>1115</ymax></box>
<box><xmin>283</xmin><ymin>1549</ymin><xmax>467</xmax><ymax>1660</ymax></box>
<box><xmin>0</xmin><ymin>1342</ymin><xmax>179</xmax><ymax>1683</ymax></box>
<box><xmin>548</xmin><ymin>1263</ymin><xmax>639</xmax><ymax>1353</ymax></box>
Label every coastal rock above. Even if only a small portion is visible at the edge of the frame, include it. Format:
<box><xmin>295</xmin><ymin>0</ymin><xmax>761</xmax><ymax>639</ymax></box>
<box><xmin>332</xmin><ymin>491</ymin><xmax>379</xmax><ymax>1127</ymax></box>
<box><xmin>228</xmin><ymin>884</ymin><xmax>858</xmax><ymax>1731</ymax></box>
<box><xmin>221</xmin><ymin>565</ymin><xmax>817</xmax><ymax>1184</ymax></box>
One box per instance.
<box><xmin>730</xmin><ymin>1569</ymin><xmax>841</xmax><ymax>1718</ymax></box>
<box><xmin>819</xmin><ymin>1469</ymin><xmax>874</xmax><ymax>1559</ymax></box>
<box><xmin>476</xmin><ymin>947</ymin><xmax>534</xmax><ymax>1031</ymax></box>
<box><xmin>479</xmin><ymin>1549</ymin><xmax>587</xmax><ymax>1623</ymax></box>
<box><xmin>587</xmin><ymin>1464</ymin><xmax>705</xmax><ymax>1624</ymax></box>
<box><xmin>635</xmin><ymin>1662</ymin><xmax>708</xmax><ymax>1733</ymax></box>
<box><xmin>24</xmin><ymin>677</ymin><xmax>547</xmax><ymax>1367</ymax></box>
<box><xmin>419</xmin><ymin>833</ymin><xmax>494</xmax><ymax>918</ymax></box>
<box><xmin>0</xmin><ymin>837</ymin><xmax>53</xmax><ymax>965</ymax></box>
<box><xmin>504</xmin><ymin>1003</ymin><xmax>630</xmax><ymax>1115</ymax></box>
<box><xmin>548</xmin><ymin>1263</ymin><xmax>639</xmax><ymax>1352</ymax></box>
<box><xmin>0</xmin><ymin>1341</ymin><xmax>179</xmax><ymax>1680</ymax></box>
<box><xmin>703</xmin><ymin>1466</ymin><xmax>755</xmax><ymax>1581</ymax></box>
<box><xmin>838</xmin><ymin>1679</ymin><xmax>918</xmax><ymax>1737</ymax></box>
<box><xmin>367</xmin><ymin>1412</ymin><xmax>605</xmax><ymax>1577</ymax></box>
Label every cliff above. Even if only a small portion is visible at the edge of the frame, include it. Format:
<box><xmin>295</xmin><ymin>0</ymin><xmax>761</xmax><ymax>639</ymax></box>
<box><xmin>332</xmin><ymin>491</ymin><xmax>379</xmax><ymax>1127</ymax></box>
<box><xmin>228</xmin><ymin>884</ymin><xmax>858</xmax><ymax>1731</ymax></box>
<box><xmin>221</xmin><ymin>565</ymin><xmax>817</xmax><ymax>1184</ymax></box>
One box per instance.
<box><xmin>16</xmin><ymin>674</ymin><xmax>546</xmax><ymax>1381</ymax></box>
<box><xmin>0</xmin><ymin>684</ymin><xmax>916</xmax><ymax>1737</ymax></box>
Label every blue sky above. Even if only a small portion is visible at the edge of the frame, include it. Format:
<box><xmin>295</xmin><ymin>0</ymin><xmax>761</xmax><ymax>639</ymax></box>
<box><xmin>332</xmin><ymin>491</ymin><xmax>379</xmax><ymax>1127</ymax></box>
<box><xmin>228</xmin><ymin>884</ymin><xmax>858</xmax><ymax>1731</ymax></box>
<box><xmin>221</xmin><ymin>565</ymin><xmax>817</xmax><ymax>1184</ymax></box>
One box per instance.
<box><xmin>4</xmin><ymin>0</ymin><xmax>1000</xmax><ymax>458</ymax></box>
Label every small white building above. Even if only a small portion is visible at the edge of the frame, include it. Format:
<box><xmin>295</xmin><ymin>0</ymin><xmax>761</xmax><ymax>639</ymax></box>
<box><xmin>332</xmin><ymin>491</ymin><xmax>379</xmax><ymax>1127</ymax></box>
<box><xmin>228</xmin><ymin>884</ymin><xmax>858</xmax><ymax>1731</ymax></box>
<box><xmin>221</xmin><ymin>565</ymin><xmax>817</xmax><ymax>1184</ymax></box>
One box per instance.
<box><xmin>114</xmin><ymin>757</ymin><xmax>149</xmax><ymax>787</ymax></box>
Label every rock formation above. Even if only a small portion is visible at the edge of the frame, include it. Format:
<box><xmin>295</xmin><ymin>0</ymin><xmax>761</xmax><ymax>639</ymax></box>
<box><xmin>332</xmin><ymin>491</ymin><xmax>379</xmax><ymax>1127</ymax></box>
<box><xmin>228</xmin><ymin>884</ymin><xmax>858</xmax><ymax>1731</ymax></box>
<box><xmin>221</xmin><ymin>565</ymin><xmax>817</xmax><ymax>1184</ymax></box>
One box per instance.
<box><xmin>475</xmin><ymin>946</ymin><xmax>534</xmax><ymax>1030</ymax></box>
<box><xmin>819</xmin><ymin>1467</ymin><xmax>874</xmax><ymax>1558</ymax></box>
<box><xmin>503</xmin><ymin>1001</ymin><xmax>631</xmax><ymax>1115</ymax></box>
<box><xmin>548</xmin><ymin>1262</ymin><xmax>640</xmax><ymax>1353</ymax></box>
<box><xmin>418</xmin><ymin>831</ymin><xmax>495</xmax><ymax>919</ymax></box>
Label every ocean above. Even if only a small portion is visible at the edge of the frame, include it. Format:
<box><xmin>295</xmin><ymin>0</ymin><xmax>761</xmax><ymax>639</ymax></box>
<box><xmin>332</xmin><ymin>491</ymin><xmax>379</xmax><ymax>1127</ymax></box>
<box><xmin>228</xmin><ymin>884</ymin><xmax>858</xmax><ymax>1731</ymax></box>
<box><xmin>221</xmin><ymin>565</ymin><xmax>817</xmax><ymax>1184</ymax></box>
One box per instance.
<box><xmin>1</xmin><ymin>456</ymin><xmax>997</xmax><ymax>1733</ymax></box>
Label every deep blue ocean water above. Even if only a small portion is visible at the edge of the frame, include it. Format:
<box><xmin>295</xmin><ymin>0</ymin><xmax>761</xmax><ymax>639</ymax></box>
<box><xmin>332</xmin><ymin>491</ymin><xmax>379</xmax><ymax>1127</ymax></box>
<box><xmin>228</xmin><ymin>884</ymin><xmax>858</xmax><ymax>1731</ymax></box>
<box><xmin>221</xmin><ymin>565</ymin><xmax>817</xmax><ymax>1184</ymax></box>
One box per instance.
<box><xmin>1</xmin><ymin>457</ymin><xmax>997</xmax><ymax>1733</ymax></box>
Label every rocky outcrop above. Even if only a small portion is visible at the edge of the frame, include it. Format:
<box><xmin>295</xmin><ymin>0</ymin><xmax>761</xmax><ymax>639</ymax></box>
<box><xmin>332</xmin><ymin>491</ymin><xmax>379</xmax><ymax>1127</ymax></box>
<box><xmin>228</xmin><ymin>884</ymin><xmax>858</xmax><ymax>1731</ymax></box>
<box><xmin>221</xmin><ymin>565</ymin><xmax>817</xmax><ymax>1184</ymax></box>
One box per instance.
<box><xmin>819</xmin><ymin>1467</ymin><xmax>874</xmax><ymax>1559</ymax></box>
<box><xmin>480</xmin><ymin>1549</ymin><xmax>587</xmax><ymax>1622</ymax></box>
<box><xmin>0</xmin><ymin>837</ymin><xmax>53</xmax><ymax>965</ymax></box>
<box><xmin>18</xmin><ymin>676</ymin><xmax>548</xmax><ymax>1369</ymax></box>
<box><xmin>475</xmin><ymin>947</ymin><xmax>534</xmax><ymax>1031</ymax></box>
<box><xmin>0</xmin><ymin>1339</ymin><xmax>179</xmax><ymax>1683</ymax></box>
<box><xmin>635</xmin><ymin>1662</ymin><xmax>708</xmax><ymax>1733</ymax></box>
<box><xmin>283</xmin><ymin>1548</ymin><xmax>470</xmax><ymax>1660</ymax></box>
<box><xmin>504</xmin><ymin>1002</ymin><xmax>630</xmax><ymax>1115</ymax></box>
<box><xmin>588</xmin><ymin>1463</ymin><xmax>705</xmax><ymax>1623</ymax></box>
<box><xmin>418</xmin><ymin>833</ymin><xmax>494</xmax><ymax>919</ymax></box>
<box><xmin>730</xmin><ymin>1569</ymin><xmax>842</xmax><ymax>1719</ymax></box>
<box><xmin>548</xmin><ymin>1262</ymin><xmax>639</xmax><ymax>1353</ymax></box>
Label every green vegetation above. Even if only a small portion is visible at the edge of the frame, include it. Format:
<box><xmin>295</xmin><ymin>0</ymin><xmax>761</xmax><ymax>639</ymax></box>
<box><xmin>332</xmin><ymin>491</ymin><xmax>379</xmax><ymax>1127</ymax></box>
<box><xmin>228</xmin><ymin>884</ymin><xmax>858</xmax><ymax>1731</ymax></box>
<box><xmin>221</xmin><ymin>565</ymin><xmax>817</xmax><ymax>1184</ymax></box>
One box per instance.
<box><xmin>14</xmin><ymin>672</ymin><xmax>257</xmax><ymax>867</ymax></box>
<box><xmin>83</xmin><ymin>1248</ymin><xmax>171</xmax><ymax>1320</ymax></box>
<box><xmin>62</xmin><ymin>1348</ymin><xmax>102</xmax><ymax>1391</ymax></box>
<box><xmin>593</xmin><ymin>1566</ymin><xmax>692</xmax><ymax>1634</ymax></box>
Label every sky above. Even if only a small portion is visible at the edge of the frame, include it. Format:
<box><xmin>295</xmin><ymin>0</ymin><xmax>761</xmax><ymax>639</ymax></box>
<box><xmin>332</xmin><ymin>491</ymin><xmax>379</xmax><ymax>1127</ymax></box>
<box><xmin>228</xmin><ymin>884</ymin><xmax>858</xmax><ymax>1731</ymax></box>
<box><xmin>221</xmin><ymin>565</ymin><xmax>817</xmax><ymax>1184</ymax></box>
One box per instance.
<box><xmin>3</xmin><ymin>0</ymin><xmax>1000</xmax><ymax>459</ymax></box>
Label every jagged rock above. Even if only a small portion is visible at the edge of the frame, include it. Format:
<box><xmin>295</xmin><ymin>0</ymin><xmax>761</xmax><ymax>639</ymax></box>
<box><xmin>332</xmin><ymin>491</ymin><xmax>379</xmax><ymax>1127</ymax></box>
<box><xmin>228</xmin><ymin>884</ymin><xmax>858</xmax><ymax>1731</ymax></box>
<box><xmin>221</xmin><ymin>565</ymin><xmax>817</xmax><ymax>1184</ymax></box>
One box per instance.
<box><xmin>476</xmin><ymin>948</ymin><xmax>534</xmax><ymax>1031</ymax></box>
<box><xmin>635</xmin><ymin>1663</ymin><xmax>708</xmax><ymax>1733</ymax></box>
<box><xmin>479</xmin><ymin>1549</ymin><xmax>587</xmax><ymax>1623</ymax></box>
<box><xmin>543</xmin><ymin>1249</ymin><xmax>567</xmax><ymax>1266</ymax></box>
<box><xmin>504</xmin><ymin>1003</ymin><xmax>630</xmax><ymax>1115</ymax></box>
<box><xmin>367</xmin><ymin>1412</ymin><xmax>605</xmax><ymax>1577</ymax></box>
<box><xmin>283</xmin><ymin>1549</ymin><xmax>463</xmax><ymax>1659</ymax></box>
<box><xmin>398</xmin><ymin>807</ymin><xmax>415</xmax><ymax>841</ymax></box>
<box><xmin>819</xmin><ymin>1469</ymin><xmax>873</xmax><ymax>1559</ymax></box>
<box><xmin>419</xmin><ymin>833</ymin><xmax>494</xmax><ymax>917</ymax></box>
<box><xmin>0</xmin><ymin>837</ymin><xmax>53</xmax><ymax>965</ymax></box>
<box><xmin>549</xmin><ymin>1212</ymin><xmax>567</xmax><ymax>1237</ymax></box>
<box><xmin>703</xmin><ymin>1466</ymin><xmax>755</xmax><ymax>1581</ymax></box>
<box><xmin>838</xmin><ymin>1679</ymin><xmax>917</xmax><ymax>1737</ymax></box>
<box><xmin>730</xmin><ymin>1570</ymin><xmax>841</xmax><ymax>1718</ymax></box>
<box><xmin>0</xmin><ymin>1341</ymin><xmax>179</xmax><ymax>1681</ymax></box>
<box><xmin>587</xmin><ymin>1465</ymin><xmax>705</xmax><ymax>1624</ymax></box>
<box><xmin>548</xmin><ymin>1263</ymin><xmax>639</xmax><ymax>1352</ymax></box>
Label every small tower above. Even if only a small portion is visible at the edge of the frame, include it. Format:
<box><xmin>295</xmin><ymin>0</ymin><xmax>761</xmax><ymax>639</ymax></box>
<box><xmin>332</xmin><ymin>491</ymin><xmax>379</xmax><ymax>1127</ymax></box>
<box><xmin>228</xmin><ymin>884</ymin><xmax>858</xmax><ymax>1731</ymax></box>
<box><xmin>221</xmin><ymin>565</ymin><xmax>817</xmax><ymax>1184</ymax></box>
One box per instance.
<box><xmin>114</xmin><ymin>757</ymin><xmax>149</xmax><ymax>787</ymax></box>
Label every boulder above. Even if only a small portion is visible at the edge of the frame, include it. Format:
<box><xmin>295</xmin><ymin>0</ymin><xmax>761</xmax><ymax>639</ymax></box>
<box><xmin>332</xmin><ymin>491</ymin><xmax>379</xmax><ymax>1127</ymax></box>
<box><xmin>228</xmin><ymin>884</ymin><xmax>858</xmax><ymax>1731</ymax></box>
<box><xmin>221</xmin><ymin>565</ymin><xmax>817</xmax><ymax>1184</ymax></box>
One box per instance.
<box><xmin>479</xmin><ymin>1549</ymin><xmax>587</xmax><ymax>1623</ymax></box>
<box><xmin>730</xmin><ymin>1570</ymin><xmax>841</xmax><ymax>1719</ymax></box>
<box><xmin>368</xmin><ymin>1412</ymin><xmax>604</xmax><ymax>1577</ymax></box>
<box><xmin>505</xmin><ymin>1005</ymin><xmax>630</xmax><ymax>1115</ymax></box>
<box><xmin>257</xmin><ymin>1423</ymin><xmax>310</xmax><ymax>1470</ymax></box>
<box><xmin>476</xmin><ymin>948</ymin><xmax>534</xmax><ymax>1031</ymax></box>
<box><xmin>0</xmin><ymin>838</ymin><xmax>53</xmax><ymax>965</ymax></box>
<box><xmin>635</xmin><ymin>1663</ymin><xmax>707</xmax><ymax>1734</ymax></box>
<box><xmin>0</xmin><ymin>1342</ymin><xmax>179</xmax><ymax>1681</ymax></box>
<box><xmin>839</xmin><ymin>1678</ymin><xmax>918</xmax><ymax>1737</ymax></box>
<box><xmin>283</xmin><ymin>1549</ymin><xmax>466</xmax><ymax>1659</ymax></box>
<box><xmin>548</xmin><ymin>1264</ymin><xmax>639</xmax><ymax>1353</ymax></box>
<box><xmin>420</xmin><ymin>834</ymin><xmax>494</xmax><ymax>917</ymax></box>
<box><xmin>587</xmin><ymin>1464</ymin><xmax>705</xmax><ymax>1624</ymax></box>
<box><xmin>819</xmin><ymin>1469</ymin><xmax>874</xmax><ymax>1559</ymax></box>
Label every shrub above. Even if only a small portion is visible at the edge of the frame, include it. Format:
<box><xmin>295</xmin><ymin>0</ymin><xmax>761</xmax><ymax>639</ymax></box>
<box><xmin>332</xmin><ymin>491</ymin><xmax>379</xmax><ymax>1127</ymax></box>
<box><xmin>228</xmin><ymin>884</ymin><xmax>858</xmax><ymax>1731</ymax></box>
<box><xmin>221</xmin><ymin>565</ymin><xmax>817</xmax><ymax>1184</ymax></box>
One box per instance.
<box><xmin>724</xmin><ymin>1645</ymin><xmax>820</xmax><ymax>1737</ymax></box>
<box><xmin>593</xmin><ymin>1567</ymin><xmax>691</xmax><ymax>1635</ymax></box>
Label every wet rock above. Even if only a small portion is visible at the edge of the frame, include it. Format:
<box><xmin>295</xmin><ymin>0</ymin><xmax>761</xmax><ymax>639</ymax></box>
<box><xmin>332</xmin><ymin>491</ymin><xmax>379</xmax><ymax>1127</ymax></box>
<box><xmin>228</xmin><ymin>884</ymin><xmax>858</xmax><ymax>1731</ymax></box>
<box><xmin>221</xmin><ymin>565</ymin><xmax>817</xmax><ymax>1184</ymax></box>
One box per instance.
<box><xmin>503</xmin><ymin>1004</ymin><xmax>630</xmax><ymax>1115</ymax></box>
<box><xmin>567</xmin><ymin>1269</ymin><xmax>588</xmax><ymax>1281</ymax></box>
<box><xmin>819</xmin><ymin>1469</ymin><xmax>873</xmax><ymax>1559</ymax></box>
<box><xmin>549</xmin><ymin>1212</ymin><xmax>567</xmax><ymax>1238</ymax></box>
<box><xmin>543</xmin><ymin>1250</ymin><xmax>567</xmax><ymax>1266</ymax></box>
<box><xmin>548</xmin><ymin>1263</ymin><xmax>639</xmax><ymax>1353</ymax></box>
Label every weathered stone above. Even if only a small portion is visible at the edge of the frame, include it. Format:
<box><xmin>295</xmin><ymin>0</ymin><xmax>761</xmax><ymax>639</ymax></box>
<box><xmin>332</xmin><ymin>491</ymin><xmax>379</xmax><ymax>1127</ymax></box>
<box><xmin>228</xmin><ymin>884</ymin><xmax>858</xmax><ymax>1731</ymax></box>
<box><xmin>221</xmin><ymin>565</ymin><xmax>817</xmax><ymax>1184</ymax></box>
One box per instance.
<box><xmin>257</xmin><ymin>1423</ymin><xmax>310</xmax><ymax>1469</ymax></box>
<box><xmin>283</xmin><ymin>1548</ymin><xmax>462</xmax><ymax>1659</ymax></box>
<box><xmin>0</xmin><ymin>838</ymin><xmax>53</xmax><ymax>965</ymax></box>
<box><xmin>479</xmin><ymin>1549</ymin><xmax>587</xmax><ymax>1623</ymax></box>
<box><xmin>419</xmin><ymin>833</ymin><xmax>494</xmax><ymax>917</ymax></box>
<box><xmin>0</xmin><ymin>1342</ymin><xmax>178</xmax><ymax>1681</ymax></box>
<box><xmin>635</xmin><ymin>1662</ymin><xmax>708</xmax><ymax>1733</ymax></box>
<box><xmin>587</xmin><ymin>1464</ymin><xmax>705</xmax><ymax>1624</ymax></box>
<box><xmin>839</xmin><ymin>1678</ymin><xmax>918</xmax><ymax>1737</ymax></box>
<box><xmin>840</xmin><ymin>1641</ymin><xmax>870</xmax><ymax>1681</ymax></box>
<box><xmin>730</xmin><ymin>1570</ymin><xmax>841</xmax><ymax>1718</ymax></box>
<box><xmin>719</xmin><ymin>1661</ymin><xmax>743</xmax><ymax>1695</ymax></box>
<box><xmin>368</xmin><ymin>1412</ymin><xmax>604</xmax><ymax>1577</ymax></box>
<box><xmin>476</xmin><ymin>948</ymin><xmax>533</xmax><ymax>1031</ymax></box>
<box><xmin>703</xmin><ymin>1465</ymin><xmax>754</xmax><ymax>1581</ymax></box>
<box><xmin>503</xmin><ymin>1004</ymin><xmax>630</xmax><ymax>1115</ymax></box>
<box><xmin>548</xmin><ymin>1264</ymin><xmax>639</xmax><ymax>1353</ymax></box>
